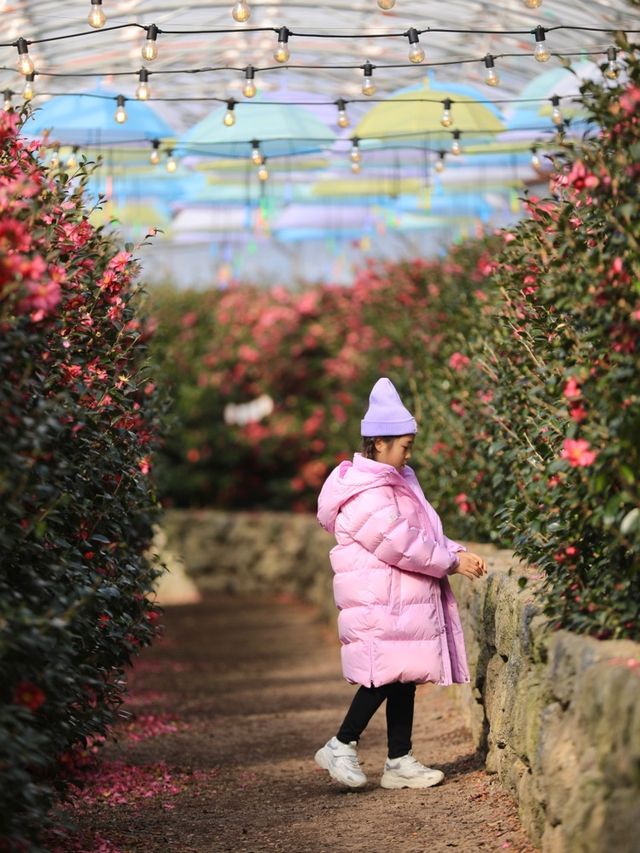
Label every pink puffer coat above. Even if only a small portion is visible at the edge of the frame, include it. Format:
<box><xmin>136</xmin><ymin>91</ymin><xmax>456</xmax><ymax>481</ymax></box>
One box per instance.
<box><xmin>317</xmin><ymin>452</ymin><xmax>470</xmax><ymax>687</ymax></box>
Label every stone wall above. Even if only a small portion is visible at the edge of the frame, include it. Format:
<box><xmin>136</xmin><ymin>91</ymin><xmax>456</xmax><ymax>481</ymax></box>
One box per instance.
<box><xmin>155</xmin><ymin>510</ymin><xmax>640</xmax><ymax>853</ymax></box>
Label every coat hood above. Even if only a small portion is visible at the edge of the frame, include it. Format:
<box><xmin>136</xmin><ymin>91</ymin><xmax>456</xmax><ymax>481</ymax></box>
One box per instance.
<box><xmin>317</xmin><ymin>452</ymin><xmax>410</xmax><ymax>534</ymax></box>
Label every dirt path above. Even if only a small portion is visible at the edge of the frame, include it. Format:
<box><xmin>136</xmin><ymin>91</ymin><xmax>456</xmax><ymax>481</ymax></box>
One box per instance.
<box><xmin>55</xmin><ymin>594</ymin><xmax>538</xmax><ymax>853</ymax></box>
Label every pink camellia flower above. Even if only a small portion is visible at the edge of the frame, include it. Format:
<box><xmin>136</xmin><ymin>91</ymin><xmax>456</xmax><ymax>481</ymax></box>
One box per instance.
<box><xmin>565</xmin><ymin>545</ymin><xmax>579</xmax><ymax>557</ymax></box>
<box><xmin>454</xmin><ymin>493</ymin><xmax>471</xmax><ymax>514</ymax></box>
<box><xmin>569</xmin><ymin>404</ymin><xmax>588</xmax><ymax>423</ymax></box>
<box><xmin>448</xmin><ymin>351</ymin><xmax>471</xmax><ymax>372</ymax></box>
<box><xmin>450</xmin><ymin>400</ymin><xmax>466</xmax><ymax>417</ymax></box>
<box><xmin>563</xmin><ymin>377</ymin><xmax>581</xmax><ymax>400</ymax></box>
<box><xmin>566</xmin><ymin>161</ymin><xmax>600</xmax><ymax>192</ymax></box>
<box><xmin>138</xmin><ymin>457</ymin><xmax>151</xmax><ymax>475</ymax></box>
<box><xmin>13</xmin><ymin>680</ymin><xmax>46</xmax><ymax>711</ymax></box>
<box><xmin>561</xmin><ymin>438</ymin><xmax>597</xmax><ymax>468</ymax></box>
<box><xmin>620</xmin><ymin>85</ymin><xmax>640</xmax><ymax>116</ymax></box>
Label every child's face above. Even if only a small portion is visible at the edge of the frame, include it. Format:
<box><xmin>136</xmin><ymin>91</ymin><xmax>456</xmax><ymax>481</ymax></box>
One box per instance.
<box><xmin>374</xmin><ymin>435</ymin><xmax>414</xmax><ymax>471</ymax></box>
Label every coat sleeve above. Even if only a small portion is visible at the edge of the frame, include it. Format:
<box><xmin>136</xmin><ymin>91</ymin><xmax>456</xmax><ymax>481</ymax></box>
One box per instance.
<box><xmin>340</xmin><ymin>485</ymin><xmax>459</xmax><ymax>579</ymax></box>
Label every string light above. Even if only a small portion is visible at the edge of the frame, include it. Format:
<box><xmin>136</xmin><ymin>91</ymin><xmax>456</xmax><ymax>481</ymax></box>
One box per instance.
<box><xmin>274</xmin><ymin>27</ymin><xmax>290</xmax><ymax>63</ymax></box>
<box><xmin>440</xmin><ymin>98</ymin><xmax>453</xmax><ymax>128</ymax></box>
<box><xmin>243</xmin><ymin>65</ymin><xmax>257</xmax><ymax>98</ymax></box>
<box><xmin>361</xmin><ymin>61</ymin><xmax>376</xmax><ymax>96</ymax></box>
<box><xmin>223</xmin><ymin>98</ymin><xmax>236</xmax><ymax>126</ymax></box>
<box><xmin>16</xmin><ymin>38</ymin><xmax>34</xmax><ymax>76</ymax></box>
<box><xmin>88</xmin><ymin>0</ymin><xmax>106</xmax><ymax>29</ymax></box>
<box><xmin>550</xmin><ymin>94</ymin><xmax>562</xmax><ymax>125</ymax></box>
<box><xmin>435</xmin><ymin>150</ymin><xmax>446</xmax><ymax>173</ymax></box>
<box><xmin>604</xmin><ymin>46</ymin><xmax>620</xmax><ymax>79</ymax></box>
<box><xmin>377</xmin><ymin>0</ymin><xmax>396</xmax><ymax>9</ymax></box>
<box><xmin>50</xmin><ymin>144</ymin><xmax>60</xmax><ymax>169</ymax></box>
<box><xmin>350</xmin><ymin>137</ymin><xmax>361</xmax><ymax>163</ymax></box>
<box><xmin>351</xmin><ymin>160</ymin><xmax>361</xmax><ymax>174</ymax></box>
<box><xmin>166</xmin><ymin>149</ymin><xmax>177</xmax><ymax>172</ymax></box>
<box><xmin>524</xmin><ymin>0</ymin><xmax>542</xmax><ymax>8</ymax></box>
<box><xmin>150</xmin><ymin>139</ymin><xmax>161</xmax><ymax>165</ymax></box>
<box><xmin>533</xmin><ymin>26</ymin><xmax>550</xmax><ymax>62</ymax></box>
<box><xmin>258</xmin><ymin>158</ymin><xmax>269</xmax><ymax>181</ymax></box>
<box><xmin>3</xmin><ymin>89</ymin><xmax>12</xmax><ymax>111</ymax></box>
<box><xmin>451</xmin><ymin>130</ymin><xmax>462</xmax><ymax>156</ymax></box>
<box><xmin>66</xmin><ymin>146</ymin><xmax>79</xmax><ymax>169</ymax></box>
<box><xmin>251</xmin><ymin>139</ymin><xmax>263</xmax><ymax>165</ymax></box>
<box><xmin>142</xmin><ymin>24</ymin><xmax>159</xmax><ymax>62</ymax></box>
<box><xmin>136</xmin><ymin>68</ymin><xmax>150</xmax><ymax>100</ymax></box>
<box><xmin>406</xmin><ymin>28</ymin><xmax>425</xmax><ymax>63</ymax></box>
<box><xmin>23</xmin><ymin>73</ymin><xmax>35</xmax><ymax>101</ymax></box>
<box><xmin>114</xmin><ymin>94</ymin><xmax>127</xmax><ymax>123</ymax></box>
<box><xmin>231</xmin><ymin>1</ymin><xmax>251</xmax><ymax>23</ymax></box>
<box><xmin>484</xmin><ymin>54</ymin><xmax>500</xmax><ymax>87</ymax></box>
<box><xmin>336</xmin><ymin>98</ymin><xmax>350</xmax><ymax>128</ymax></box>
<box><xmin>530</xmin><ymin>145</ymin><xmax>540</xmax><ymax>168</ymax></box>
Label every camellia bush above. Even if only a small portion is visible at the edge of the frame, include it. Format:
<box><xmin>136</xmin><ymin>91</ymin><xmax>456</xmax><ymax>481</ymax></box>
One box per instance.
<box><xmin>0</xmin><ymin>111</ymin><xmax>164</xmax><ymax>849</ymax></box>
<box><xmin>417</xmin><ymin>36</ymin><xmax>639</xmax><ymax>640</ymax></box>
<box><xmin>148</xmin><ymin>242</ymin><xmax>495</xmax><ymax>512</ymax></box>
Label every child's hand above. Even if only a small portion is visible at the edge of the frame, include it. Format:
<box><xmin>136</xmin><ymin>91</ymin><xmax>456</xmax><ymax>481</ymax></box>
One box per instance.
<box><xmin>452</xmin><ymin>551</ymin><xmax>487</xmax><ymax>580</ymax></box>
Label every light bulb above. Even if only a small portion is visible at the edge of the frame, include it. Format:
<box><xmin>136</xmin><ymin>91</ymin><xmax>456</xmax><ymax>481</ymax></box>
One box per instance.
<box><xmin>50</xmin><ymin>149</ymin><xmax>59</xmax><ymax>168</ymax></box>
<box><xmin>351</xmin><ymin>161</ymin><xmax>361</xmax><ymax>174</ymax></box>
<box><xmin>258</xmin><ymin>162</ymin><xmax>269</xmax><ymax>181</ymax></box>
<box><xmin>232</xmin><ymin>1</ymin><xmax>251</xmax><ymax>22</ymax></box>
<box><xmin>23</xmin><ymin>75</ymin><xmax>35</xmax><ymax>100</ymax></box>
<box><xmin>274</xmin><ymin>27</ymin><xmax>290</xmax><ymax>63</ymax></box>
<box><xmin>350</xmin><ymin>140</ymin><xmax>361</xmax><ymax>163</ymax></box>
<box><xmin>243</xmin><ymin>66</ymin><xmax>257</xmax><ymax>98</ymax></box>
<box><xmin>150</xmin><ymin>141</ymin><xmax>160</xmax><ymax>165</ymax></box>
<box><xmin>362</xmin><ymin>61</ymin><xmax>376</xmax><ymax>96</ymax></box>
<box><xmin>435</xmin><ymin>153</ymin><xmax>445</xmax><ymax>173</ymax></box>
<box><xmin>530</xmin><ymin>147</ymin><xmax>540</xmax><ymax>169</ymax></box>
<box><xmin>451</xmin><ymin>131</ymin><xmax>462</xmax><ymax>156</ymax></box>
<box><xmin>484</xmin><ymin>55</ymin><xmax>499</xmax><ymax>87</ymax></box>
<box><xmin>66</xmin><ymin>148</ymin><xmax>78</xmax><ymax>169</ymax></box>
<box><xmin>3</xmin><ymin>91</ymin><xmax>12</xmax><ymax>112</ymax></box>
<box><xmin>142</xmin><ymin>24</ymin><xmax>159</xmax><ymax>61</ymax></box>
<box><xmin>440</xmin><ymin>99</ymin><xmax>453</xmax><ymax>128</ymax></box>
<box><xmin>251</xmin><ymin>142</ymin><xmax>263</xmax><ymax>165</ymax></box>
<box><xmin>16</xmin><ymin>39</ymin><xmax>34</xmax><ymax>76</ymax></box>
<box><xmin>551</xmin><ymin>96</ymin><xmax>562</xmax><ymax>126</ymax></box>
<box><xmin>377</xmin><ymin>0</ymin><xmax>396</xmax><ymax>8</ymax></box>
<box><xmin>114</xmin><ymin>95</ymin><xmax>127</xmax><ymax>124</ymax></box>
<box><xmin>407</xmin><ymin>28</ymin><xmax>425</xmax><ymax>64</ymax></box>
<box><xmin>362</xmin><ymin>76</ymin><xmax>376</xmax><ymax>96</ymax></box>
<box><xmin>223</xmin><ymin>100</ymin><xmax>236</xmax><ymax>126</ymax></box>
<box><xmin>335</xmin><ymin>98</ymin><xmax>350</xmax><ymax>128</ymax></box>
<box><xmin>524</xmin><ymin>0</ymin><xmax>542</xmax><ymax>7</ymax></box>
<box><xmin>88</xmin><ymin>0</ymin><xmax>106</xmax><ymax>28</ymax></box>
<box><xmin>409</xmin><ymin>44</ymin><xmax>425</xmax><ymax>63</ymax></box>
<box><xmin>166</xmin><ymin>152</ymin><xmax>177</xmax><ymax>172</ymax></box>
<box><xmin>533</xmin><ymin>26</ymin><xmax>550</xmax><ymax>62</ymax></box>
<box><xmin>604</xmin><ymin>47</ymin><xmax>620</xmax><ymax>80</ymax></box>
<box><xmin>136</xmin><ymin>70</ymin><xmax>150</xmax><ymax>100</ymax></box>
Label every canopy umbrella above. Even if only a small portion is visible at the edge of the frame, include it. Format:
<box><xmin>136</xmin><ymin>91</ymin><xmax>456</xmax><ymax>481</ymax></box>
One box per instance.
<box><xmin>354</xmin><ymin>77</ymin><xmax>504</xmax><ymax>146</ymax></box>
<box><xmin>21</xmin><ymin>85</ymin><xmax>176</xmax><ymax>146</ymax></box>
<box><xmin>176</xmin><ymin>101</ymin><xmax>337</xmax><ymax>160</ymax></box>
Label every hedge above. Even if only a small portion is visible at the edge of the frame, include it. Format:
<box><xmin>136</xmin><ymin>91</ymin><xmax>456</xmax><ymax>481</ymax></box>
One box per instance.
<box><xmin>0</xmin><ymin>111</ymin><xmax>164</xmax><ymax>849</ymax></box>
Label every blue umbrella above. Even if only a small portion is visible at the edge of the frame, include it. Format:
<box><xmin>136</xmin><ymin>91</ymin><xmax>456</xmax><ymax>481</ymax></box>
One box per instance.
<box><xmin>176</xmin><ymin>101</ymin><xmax>337</xmax><ymax>160</ymax></box>
<box><xmin>21</xmin><ymin>85</ymin><xmax>175</xmax><ymax>146</ymax></box>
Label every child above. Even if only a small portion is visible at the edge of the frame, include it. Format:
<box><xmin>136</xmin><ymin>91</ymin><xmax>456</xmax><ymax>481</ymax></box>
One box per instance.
<box><xmin>314</xmin><ymin>377</ymin><xmax>487</xmax><ymax>789</ymax></box>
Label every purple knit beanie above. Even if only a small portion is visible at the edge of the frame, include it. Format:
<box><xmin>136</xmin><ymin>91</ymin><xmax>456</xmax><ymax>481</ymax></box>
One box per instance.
<box><xmin>360</xmin><ymin>377</ymin><xmax>417</xmax><ymax>437</ymax></box>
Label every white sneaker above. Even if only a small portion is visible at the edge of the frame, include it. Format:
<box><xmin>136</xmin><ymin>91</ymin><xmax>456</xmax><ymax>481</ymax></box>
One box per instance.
<box><xmin>380</xmin><ymin>750</ymin><xmax>444</xmax><ymax>789</ymax></box>
<box><xmin>314</xmin><ymin>736</ymin><xmax>367</xmax><ymax>788</ymax></box>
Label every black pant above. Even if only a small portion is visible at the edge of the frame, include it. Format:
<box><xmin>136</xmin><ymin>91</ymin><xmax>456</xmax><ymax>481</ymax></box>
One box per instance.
<box><xmin>336</xmin><ymin>682</ymin><xmax>416</xmax><ymax>759</ymax></box>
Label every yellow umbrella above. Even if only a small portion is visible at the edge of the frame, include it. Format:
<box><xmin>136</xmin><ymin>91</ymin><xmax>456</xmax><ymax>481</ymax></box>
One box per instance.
<box><xmin>355</xmin><ymin>78</ymin><xmax>504</xmax><ymax>143</ymax></box>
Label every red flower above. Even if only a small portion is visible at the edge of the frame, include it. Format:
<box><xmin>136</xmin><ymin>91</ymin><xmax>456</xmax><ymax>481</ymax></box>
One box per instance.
<box><xmin>13</xmin><ymin>680</ymin><xmax>46</xmax><ymax>711</ymax></box>
<box><xmin>561</xmin><ymin>438</ymin><xmax>597</xmax><ymax>468</ymax></box>
<box><xmin>448</xmin><ymin>351</ymin><xmax>471</xmax><ymax>372</ymax></box>
<box><xmin>563</xmin><ymin>377</ymin><xmax>581</xmax><ymax>401</ymax></box>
